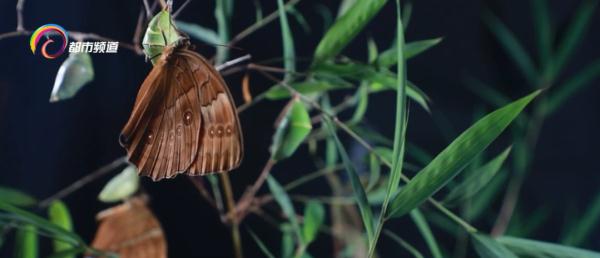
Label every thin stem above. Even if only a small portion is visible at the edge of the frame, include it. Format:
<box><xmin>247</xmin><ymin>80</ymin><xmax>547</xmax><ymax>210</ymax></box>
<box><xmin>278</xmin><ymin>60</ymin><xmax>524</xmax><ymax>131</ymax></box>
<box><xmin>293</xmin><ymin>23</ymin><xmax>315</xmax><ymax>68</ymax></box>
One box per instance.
<box><xmin>16</xmin><ymin>0</ymin><xmax>25</xmax><ymax>31</ymax></box>
<box><xmin>221</xmin><ymin>173</ymin><xmax>244</xmax><ymax>258</ymax></box>
<box><xmin>39</xmin><ymin>156</ymin><xmax>128</xmax><ymax>208</ymax></box>
<box><xmin>228</xmin><ymin>0</ymin><xmax>301</xmax><ymax>46</ymax></box>
<box><xmin>234</xmin><ymin>159</ymin><xmax>277</xmax><ymax>219</ymax></box>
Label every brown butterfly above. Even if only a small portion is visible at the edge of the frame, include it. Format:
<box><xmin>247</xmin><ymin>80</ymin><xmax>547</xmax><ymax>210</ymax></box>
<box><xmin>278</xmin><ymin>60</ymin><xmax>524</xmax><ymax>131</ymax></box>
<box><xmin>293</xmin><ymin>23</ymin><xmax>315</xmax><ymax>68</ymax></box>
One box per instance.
<box><xmin>120</xmin><ymin>41</ymin><xmax>243</xmax><ymax>181</ymax></box>
<box><xmin>90</xmin><ymin>196</ymin><xmax>167</xmax><ymax>258</ymax></box>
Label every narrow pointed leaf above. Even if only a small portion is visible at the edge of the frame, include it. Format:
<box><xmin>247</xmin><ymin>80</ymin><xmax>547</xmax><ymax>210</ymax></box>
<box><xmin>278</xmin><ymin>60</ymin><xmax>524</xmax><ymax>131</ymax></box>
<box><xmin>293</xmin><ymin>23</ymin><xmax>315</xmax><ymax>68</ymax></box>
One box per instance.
<box><xmin>483</xmin><ymin>11</ymin><xmax>537</xmax><ymax>86</ymax></box>
<box><xmin>176</xmin><ymin>21</ymin><xmax>222</xmax><ymax>45</ymax></box>
<box><xmin>410</xmin><ymin>210</ymin><xmax>442</xmax><ymax>258</ymax></box>
<box><xmin>384</xmin><ymin>230</ymin><xmax>424</xmax><ymax>258</ymax></box>
<box><xmin>50</xmin><ymin>52</ymin><xmax>94</xmax><ymax>102</ymax></box>
<box><xmin>531</xmin><ymin>0</ymin><xmax>553</xmax><ymax>72</ymax></box>
<box><xmin>0</xmin><ymin>187</ymin><xmax>36</xmax><ymax>207</ymax></box>
<box><xmin>378</xmin><ymin>38</ymin><xmax>443</xmax><ymax>67</ymax></box>
<box><xmin>387</xmin><ymin>90</ymin><xmax>540</xmax><ymax>218</ymax></box>
<box><xmin>267</xmin><ymin>176</ymin><xmax>303</xmax><ymax>244</ymax></box>
<box><xmin>443</xmin><ymin>146</ymin><xmax>511</xmax><ymax>205</ymax></box>
<box><xmin>323</xmin><ymin>117</ymin><xmax>375</xmax><ymax>241</ymax></box>
<box><xmin>313</xmin><ymin>0</ymin><xmax>387</xmax><ymax>64</ymax></box>
<box><xmin>552</xmin><ymin>0</ymin><xmax>598</xmax><ymax>78</ymax></box>
<box><xmin>498</xmin><ymin>236</ymin><xmax>600</xmax><ymax>258</ymax></box>
<box><xmin>471</xmin><ymin>234</ymin><xmax>518</xmax><ymax>258</ymax></box>
<box><xmin>248</xmin><ymin>228</ymin><xmax>276</xmax><ymax>258</ymax></box>
<box><xmin>278</xmin><ymin>0</ymin><xmax>296</xmax><ymax>80</ymax></box>
<box><xmin>546</xmin><ymin>59</ymin><xmax>600</xmax><ymax>115</ymax></box>
<box><xmin>98</xmin><ymin>165</ymin><xmax>140</xmax><ymax>203</ymax></box>
<box><xmin>561</xmin><ymin>190</ymin><xmax>600</xmax><ymax>246</ymax></box>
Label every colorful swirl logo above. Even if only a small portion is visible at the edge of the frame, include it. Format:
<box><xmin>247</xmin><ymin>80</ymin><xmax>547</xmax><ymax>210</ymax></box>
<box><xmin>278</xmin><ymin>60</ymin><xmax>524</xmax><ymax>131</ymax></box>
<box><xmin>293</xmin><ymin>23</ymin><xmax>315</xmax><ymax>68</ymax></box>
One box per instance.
<box><xmin>30</xmin><ymin>24</ymin><xmax>69</xmax><ymax>59</ymax></box>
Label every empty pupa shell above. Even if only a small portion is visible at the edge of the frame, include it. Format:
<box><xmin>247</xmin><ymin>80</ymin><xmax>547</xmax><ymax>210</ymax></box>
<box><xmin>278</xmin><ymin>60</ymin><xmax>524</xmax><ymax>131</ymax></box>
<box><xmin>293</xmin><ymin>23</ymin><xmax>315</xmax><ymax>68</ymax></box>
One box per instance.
<box><xmin>49</xmin><ymin>52</ymin><xmax>94</xmax><ymax>102</ymax></box>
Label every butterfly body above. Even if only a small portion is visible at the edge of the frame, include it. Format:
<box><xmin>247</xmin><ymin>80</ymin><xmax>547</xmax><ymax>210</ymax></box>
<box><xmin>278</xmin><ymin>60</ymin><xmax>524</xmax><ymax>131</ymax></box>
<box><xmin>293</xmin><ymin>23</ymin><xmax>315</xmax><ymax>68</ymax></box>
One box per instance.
<box><xmin>121</xmin><ymin>44</ymin><xmax>243</xmax><ymax>181</ymax></box>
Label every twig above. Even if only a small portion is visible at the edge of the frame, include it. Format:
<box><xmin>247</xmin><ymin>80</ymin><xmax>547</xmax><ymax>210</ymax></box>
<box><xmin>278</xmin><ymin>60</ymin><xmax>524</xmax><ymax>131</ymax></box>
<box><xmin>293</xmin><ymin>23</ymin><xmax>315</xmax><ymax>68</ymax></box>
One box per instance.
<box><xmin>234</xmin><ymin>159</ymin><xmax>277</xmax><ymax>220</ymax></box>
<box><xmin>215</xmin><ymin>54</ymin><xmax>252</xmax><ymax>72</ymax></box>
<box><xmin>172</xmin><ymin>0</ymin><xmax>191</xmax><ymax>18</ymax></box>
<box><xmin>189</xmin><ymin>177</ymin><xmax>217</xmax><ymax>209</ymax></box>
<box><xmin>38</xmin><ymin>156</ymin><xmax>128</xmax><ymax>208</ymax></box>
<box><xmin>142</xmin><ymin>0</ymin><xmax>153</xmax><ymax>18</ymax></box>
<box><xmin>228</xmin><ymin>0</ymin><xmax>301</xmax><ymax>46</ymax></box>
<box><xmin>16</xmin><ymin>0</ymin><xmax>25</xmax><ymax>31</ymax></box>
<box><xmin>220</xmin><ymin>174</ymin><xmax>244</xmax><ymax>258</ymax></box>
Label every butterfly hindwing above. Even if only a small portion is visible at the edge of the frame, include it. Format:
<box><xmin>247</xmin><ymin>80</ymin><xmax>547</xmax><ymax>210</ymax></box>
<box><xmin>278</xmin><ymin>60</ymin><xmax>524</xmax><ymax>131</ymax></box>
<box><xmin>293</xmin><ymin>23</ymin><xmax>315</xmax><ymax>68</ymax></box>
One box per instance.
<box><xmin>177</xmin><ymin>49</ymin><xmax>243</xmax><ymax>175</ymax></box>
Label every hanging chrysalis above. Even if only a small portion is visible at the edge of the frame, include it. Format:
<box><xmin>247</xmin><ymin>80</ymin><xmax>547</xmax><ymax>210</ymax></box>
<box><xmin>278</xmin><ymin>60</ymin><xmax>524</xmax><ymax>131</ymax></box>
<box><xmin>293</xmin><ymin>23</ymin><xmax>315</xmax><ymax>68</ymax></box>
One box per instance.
<box><xmin>142</xmin><ymin>9</ymin><xmax>183</xmax><ymax>64</ymax></box>
<box><xmin>120</xmin><ymin>7</ymin><xmax>243</xmax><ymax>181</ymax></box>
<box><xmin>49</xmin><ymin>52</ymin><xmax>94</xmax><ymax>102</ymax></box>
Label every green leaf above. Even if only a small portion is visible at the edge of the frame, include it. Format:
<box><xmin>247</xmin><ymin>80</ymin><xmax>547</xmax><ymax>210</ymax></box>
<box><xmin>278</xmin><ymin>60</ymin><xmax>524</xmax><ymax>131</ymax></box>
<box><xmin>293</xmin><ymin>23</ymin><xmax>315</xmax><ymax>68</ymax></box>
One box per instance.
<box><xmin>483</xmin><ymin>11</ymin><xmax>538</xmax><ymax>86</ymax></box>
<box><xmin>143</xmin><ymin>10</ymin><xmax>183</xmax><ymax>64</ymax></box>
<box><xmin>498</xmin><ymin>236</ymin><xmax>600</xmax><ymax>258</ymax></box>
<box><xmin>471</xmin><ymin>234</ymin><xmax>518</xmax><ymax>258</ymax></box>
<box><xmin>267</xmin><ymin>176</ymin><xmax>303</xmax><ymax>244</ymax></box>
<box><xmin>214</xmin><ymin>0</ymin><xmax>232</xmax><ymax>65</ymax></box>
<box><xmin>0</xmin><ymin>202</ymin><xmax>83</xmax><ymax>246</ymax></box>
<box><xmin>350</xmin><ymin>83</ymin><xmax>369</xmax><ymax>124</ymax></box>
<box><xmin>313</xmin><ymin>0</ymin><xmax>387</xmax><ymax>64</ymax></box>
<box><xmin>248</xmin><ymin>228</ymin><xmax>276</xmax><ymax>258</ymax></box>
<box><xmin>270</xmin><ymin>99</ymin><xmax>313</xmax><ymax>161</ymax></box>
<box><xmin>443</xmin><ymin>147</ymin><xmax>511</xmax><ymax>205</ymax></box>
<box><xmin>302</xmin><ymin>201</ymin><xmax>325</xmax><ymax>244</ymax></box>
<box><xmin>337</xmin><ymin>0</ymin><xmax>358</xmax><ymax>17</ymax></box>
<box><xmin>175</xmin><ymin>21</ymin><xmax>222</xmax><ymax>45</ymax></box>
<box><xmin>531</xmin><ymin>0</ymin><xmax>553</xmax><ymax>73</ymax></box>
<box><xmin>49</xmin><ymin>52</ymin><xmax>94</xmax><ymax>102</ymax></box>
<box><xmin>14</xmin><ymin>224</ymin><xmax>38</xmax><ymax>258</ymax></box>
<box><xmin>545</xmin><ymin>59</ymin><xmax>600</xmax><ymax>115</ymax></box>
<box><xmin>466</xmin><ymin>171</ymin><xmax>508</xmax><ymax>220</ymax></box>
<box><xmin>551</xmin><ymin>0</ymin><xmax>598</xmax><ymax>79</ymax></box>
<box><xmin>0</xmin><ymin>186</ymin><xmax>36</xmax><ymax>207</ymax></box>
<box><xmin>288</xmin><ymin>7</ymin><xmax>311</xmax><ymax>34</ymax></box>
<box><xmin>265</xmin><ymin>81</ymin><xmax>352</xmax><ymax>100</ymax></box>
<box><xmin>367</xmin><ymin>37</ymin><xmax>379</xmax><ymax>64</ymax></box>
<box><xmin>410</xmin><ymin>210</ymin><xmax>442</xmax><ymax>258</ymax></box>
<box><xmin>47</xmin><ymin>247</ymin><xmax>85</xmax><ymax>258</ymax></box>
<box><xmin>278</xmin><ymin>0</ymin><xmax>296</xmax><ymax>80</ymax></box>
<box><xmin>366</xmin><ymin>152</ymin><xmax>381</xmax><ymax>192</ymax></box>
<box><xmin>312</xmin><ymin>62</ymin><xmax>430</xmax><ymax>111</ymax></box>
<box><xmin>323</xmin><ymin>117</ymin><xmax>375</xmax><ymax>242</ymax></box>
<box><xmin>383</xmin><ymin>229</ymin><xmax>424</xmax><ymax>258</ymax></box>
<box><xmin>561</xmin><ymin>190</ymin><xmax>600</xmax><ymax>246</ymax></box>
<box><xmin>378</xmin><ymin>38</ymin><xmax>443</xmax><ymax>68</ymax></box>
<box><xmin>387</xmin><ymin>90</ymin><xmax>540</xmax><ymax>218</ymax></box>
<box><xmin>98</xmin><ymin>165</ymin><xmax>140</xmax><ymax>203</ymax></box>
<box><xmin>465</xmin><ymin>77</ymin><xmax>510</xmax><ymax>108</ymax></box>
<box><xmin>281</xmin><ymin>224</ymin><xmax>294</xmax><ymax>258</ymax></box>
<box><xmin>48</xmin><ymin>201</ymin><xmax>74</xmax><ymax>257</ymax></box>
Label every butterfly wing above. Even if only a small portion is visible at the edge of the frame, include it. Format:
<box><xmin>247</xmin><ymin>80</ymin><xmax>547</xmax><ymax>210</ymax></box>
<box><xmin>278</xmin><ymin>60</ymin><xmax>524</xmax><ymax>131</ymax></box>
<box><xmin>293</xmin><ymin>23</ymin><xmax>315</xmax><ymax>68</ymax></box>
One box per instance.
<box><xmin>120</xmin><ymin>47</ymin><xmax>242</xmax><ymax>180</ymax></box>
<box><xmin>91</xmin><ymin>197</ymin><xmax>167</xmax><ymax>258</ymax></box>
<box><xmin>120</xmin><ymin>51</ymin><xmax>203</xmax><ymax>181</ymax></box>
<box><xmin>176</xmin><ymin>49</ymin><xmax>243</xmax><ymax>175</ymax></box>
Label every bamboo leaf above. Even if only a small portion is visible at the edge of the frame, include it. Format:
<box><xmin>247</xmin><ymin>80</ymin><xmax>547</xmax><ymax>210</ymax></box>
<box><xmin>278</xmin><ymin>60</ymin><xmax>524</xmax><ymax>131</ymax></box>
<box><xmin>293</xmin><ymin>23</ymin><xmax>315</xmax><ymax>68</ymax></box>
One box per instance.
<box><xmin>248</xmin><ymin>228</ymin><xmax>276</xmax><ymax>258</ymax></box>
<box><xmin>0</xmin><ymin>201</ymin><xmax>83</xmax><ymax>246</ymax></box>
<box><xmin>214</xmin><ymin>0</ymin><xmax>232</xmax><ymax>65</ymax></box>
<box><xmin>443</xmin><ymin>146</ymin><xmax>511</xmax><ymax>205</ymax></box>
<box><xmin>350</xmin><ymin>84</ymin><xmax>370</xmax><ymax>124</ymax></box>
<box><xmin>175</xmin><ymin>21</ymin><xmax>222</xmax><ymax>45</ymax></box>
<box><xmin>545</xmin><ymin>59</ymin><xmax>600</xmax><ymax>115</ymax></box>
<box><xmin>471</xmin><ymin>234</ymin><xmax>518</xmax><ymax>258</ymax></box>
<box><xmin>410</xmin><ymin>209</ymin><xmax>442</xmax><ymax>258</ymax></box>
<box><xmin>378</xmin><ymin>38</ymin><xmax>443</xmax><ymax>68</ymax></box>
<box><xmin>551</xmin><ymin>0</ymin><xmax>598</xmax><ymax>79</ymax></box>
<box><xmin>98</xmin><ymin>165</ymin><xmax>140</xmax><ymax>203</ymax></box>
<box><xmin>387</xmin><ymin>90</ymin><xmax>540</xmax><ymax>218</ymax></box>
<box><xmin>270</xmin><ymin>99</ymin><xmax>313</xmax><ymax>161</ymax></box>
<box><xmin>14</xmin><ymin>224</ymin><xmax>38</xmax><ymax>258</ymax></box>
<box><xmin>0</xmin><ymin>186</ymin><xmax>37</xmax><ymax>207</ymax></box>
<box><xmin>48</xmin><ymin>200</ymin><xmax>74</xmax><ymax>257</ymax></box>
<box><xmin>278</xmin><ymin>0</ymin><xmax>296</xmax><ymax>80</ymax></box>
<box><xmin>302</xmin><ymin>201</ymin><xmax>325</xmax><ymax>244</ymax></box>
<box><xmin>383</xmin><ymin>229</ymin><xmax>424</xmax><ymax>258</ymax></box>
<box><xmin>483</xmin><ymin>11</ymin><xmax>538</xmax><ymax>86</ymax></box>
<box><xmin>49</xmin><ymin>52</ymin><xmax>94</xmax><ymax>102</ymax></box>
<box><xmin>313</xmin><ymin>0</ymin><xmax>388</xmax><ymax>64</ymax></box>
<box><xmin>561</xmin><ymin>190</ymin><xmax>600</xmax><ymax>246</ymax></box>
<box><xmin>498</xmin><ymin>236</ymin><xmax>600</xmax><ymax>258</ymax></box>
<box><xmin>267</xmin><ymin>176</ymin><xmax>303</xmax><ymax>245</ymax></box>
<box><xmin>323</xmin><ymin>117</ymin><xmax>375</xmax><ymax>241</ymax></box>
<box><xmin>531</xmin><ymin>0</ymin><xmax>553</xmax><ymax>73</ymax></box>
<box><xmin>47</xmin><ymin>247</ymin><xmax>86</xmax><ymax>258</ymax></box>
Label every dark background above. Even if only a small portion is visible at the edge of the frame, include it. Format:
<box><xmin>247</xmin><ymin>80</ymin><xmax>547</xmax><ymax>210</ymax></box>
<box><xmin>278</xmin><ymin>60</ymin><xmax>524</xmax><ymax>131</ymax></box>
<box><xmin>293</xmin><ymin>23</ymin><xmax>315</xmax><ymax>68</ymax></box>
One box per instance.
<box><xmin>1</xmin><ymin>0</ymin><xmax>599</xmax><ymax>257</ymax></box>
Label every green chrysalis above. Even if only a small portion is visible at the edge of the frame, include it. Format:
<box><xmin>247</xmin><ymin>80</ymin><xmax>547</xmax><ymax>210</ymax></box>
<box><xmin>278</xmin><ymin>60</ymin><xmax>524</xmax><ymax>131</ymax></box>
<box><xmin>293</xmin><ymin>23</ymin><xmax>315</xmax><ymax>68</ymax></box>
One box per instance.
<box><xmin>142</xmin><ymin>10</ymin><xmax>183</xmax><ymax>64</ymax></box>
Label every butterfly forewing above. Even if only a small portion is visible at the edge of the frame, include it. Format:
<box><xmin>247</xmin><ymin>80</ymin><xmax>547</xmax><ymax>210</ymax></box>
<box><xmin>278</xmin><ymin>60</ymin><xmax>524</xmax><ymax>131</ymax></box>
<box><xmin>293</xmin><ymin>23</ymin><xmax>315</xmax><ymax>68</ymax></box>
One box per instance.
<box><xmin>120</xmin><ymin>46</ymin><xmax>242</xmax><ymax>181</ymax></box>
